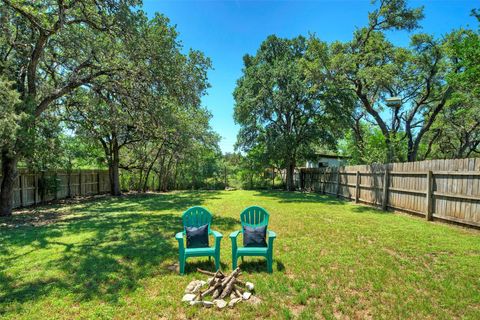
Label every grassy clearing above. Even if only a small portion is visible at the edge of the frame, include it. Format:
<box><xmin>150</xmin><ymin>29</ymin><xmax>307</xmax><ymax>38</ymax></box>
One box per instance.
<box><xmin>1</xmin><ymin>190</ymin><xmax>479</xmax><ymax>319</ymax></box>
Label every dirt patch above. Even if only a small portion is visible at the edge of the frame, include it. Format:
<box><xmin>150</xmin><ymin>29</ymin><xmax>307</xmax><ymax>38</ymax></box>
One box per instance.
<box><xmin>290</xmin><ymin>304</ymin><xmax>306</xmax><ymax>317</ymax></box>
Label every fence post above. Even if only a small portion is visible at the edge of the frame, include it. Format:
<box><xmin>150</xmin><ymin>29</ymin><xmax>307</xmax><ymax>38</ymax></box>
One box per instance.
<box><xmin>426</xmin><ymin>170</ymin><xmax>433</xmax><ymax>221</ymax></box>
<box><xmin>67</xmin><ymin>170</ymin><xmax>71</xmax><ymax>198</ymax></box>
<box><xmin>54</xmin><ymin>172</ymin><xmax>58</xmax><ymax>200</ymax></box>
<box><xmin>79</xmin><ymin>171</ymin><xmax>83</xmax><ymax>196</ymax></box>
<box><xmin>355</xmin><ymin>171</ymin><xmax>360</xmax><ymax>203</ymax></box>
<box><xmin>319</xmin><ymin>171</ymin><xmax>322</xmax><ymax>194</ymax></box>
<box><xmin>40</xmin><ymin>171</ymin><xmax>45</xmax><ymax>203</ymax></box>
<box><xmin>382</xmin><ymin>167</ymin><xmax>389</xmax><ymax>211</ymax></box>
<box><xmin>19</xmin><ymin>172</ymin><xmax>24</xmax><ymax>207</ymax></box>
<box><xmin>300</xmin><ymin>170</ymin><xmax>304</xmax><ymax>191</ymax></box>
<box><xmin>33</xmin><ymin>172</ymin><xmax>38</xmax><ymax>204</ymax></box>
<box><xmin>322</xmin><ymin>170</ymin><xmax>326</xmax><ymax>194</ymax></box>
<box><xmin>97</xmin><ymin>171</ymin><xmax>101</xmax><ymax>194</ymax></box>
<box><xmin>336</xmin><ymin>169</ymin><xmax>340</xmax><ymax>198</ymax></box>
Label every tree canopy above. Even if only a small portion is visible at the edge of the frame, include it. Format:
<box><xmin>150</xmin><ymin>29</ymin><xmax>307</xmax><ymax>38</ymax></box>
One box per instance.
<box><xmin>0</xmin><ymin>0</ymin><xmax>216</xmax><ymax>215</ymax></box>
<box><xmin>234</xmin><ymin>35</ymin><xmax>352</xmax><ymax>190</ymax></box>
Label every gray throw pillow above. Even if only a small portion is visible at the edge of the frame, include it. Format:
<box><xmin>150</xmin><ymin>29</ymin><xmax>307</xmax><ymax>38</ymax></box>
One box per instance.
<box><xmin>186</xmin><ymin>224</ymin><xmax>209</xmax><ymax>248</ymax></box>
<box><xmin>243</xmin><ymin>225</ymin><xmax>267</xmax><ymax>247</ymax></box>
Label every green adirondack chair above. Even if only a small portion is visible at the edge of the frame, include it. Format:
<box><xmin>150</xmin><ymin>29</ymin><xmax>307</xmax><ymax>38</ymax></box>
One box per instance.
<box><xmin>175</xmin><ymin>206</ymin><xmax>223</xmax><ymax>274</ymax></box>
<box><xmin>229</xmin><ymin>206</ymin><xmax>276</xmax><ymax>273</ymax></box>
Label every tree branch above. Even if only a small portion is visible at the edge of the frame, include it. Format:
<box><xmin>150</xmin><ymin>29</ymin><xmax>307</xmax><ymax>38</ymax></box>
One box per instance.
<box><xmin>35</xmin><ymin>69</ymin><xmax>113</xmax><ymax>117</ymax></box>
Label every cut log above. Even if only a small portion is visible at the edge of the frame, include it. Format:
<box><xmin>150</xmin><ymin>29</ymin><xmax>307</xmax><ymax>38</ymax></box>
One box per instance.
<box><xmin>234</xmin><ymin>285</ymin><xmax>244</xmax><ymax>294</ymax></box>
<box><xmin>234</xmin><ymin>287</ymin><xmax>243</xmax><ymax>298</ymax></box>
<box><xmin>221</xmin><ymin>268</ymin><xmax>241</xmax><ymax>287</ymax></box>
<box><xmin>235</xmin><ymin>279</ymin><xmax>246</xmax><ymax>287</ymax></box>
<box><xmin>212</xmin><ymin>287</ymin><xmax>222</xmax><ymax>299</ymax></box>
<box><xmin>201</xmin><ymin>282</ymin><xmax>222</xmax><ymax>298</ymax></box>
<box><xmin>197</xmin><ymin>268</ymin><xmax>225</xmax><ymax>278</ymax></box>
<box><xmin>208</xmin><ymin>271</ymin><xmax>222</xmax><ymax>286</ymax></box>
<box><xmin>194</xmin><ymin>290</ymin><xmax>203</xmax><ymax>301</ymax></box>
<box><xmin>219</xmin><ymin>277</ymin><xmax>237</xmax><ymax>299</ymax></box>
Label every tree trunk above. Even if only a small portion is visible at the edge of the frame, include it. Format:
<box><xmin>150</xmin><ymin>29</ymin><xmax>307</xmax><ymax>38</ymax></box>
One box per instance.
<box><xmin>109</xmin><ymin>142</ymin><xmax>121</xmax><ymax>196</ymax></box>
<box><xmin>161</xmin><ymin>155</ymin><xmax>173</xmax><ymax>192</ymax></box>
<box><xmin>157</xmin><ymin>154</ymin><xmax>166</xmax><ymax>191</ymax></box>
<box><xmin>142</xmin><ymin>148</ymin><xmax>162</xmax><ymax>192</ymax></box>
<box><xmin>224</xmin><ymin>165</ymin><xmax>227</xmax><ymax>188</ymax></box>
<box><xmin>173</xmin><ymin>161</ymin><xmax>179</xmax><ymax>190</ymax></box>
<box><xmin>407</xmin><ymin>148</ymin><xmax>417</xmax><ymax>162</ymax></box>
<box><xmin>0</xmin><ymin>151</ymin><xmax>18</xmax><ymax>216</ymax></box>
<box><xmin>137</xmin><ymin>168</ymin><xmax>143</xmax><ymax>193</ymax></box>
<box><xmin>286</xmin><ymin>161</ymin><xmax>296</xmax><ymax>191</ymax></box>
<box><xmin>385</xmin><ymin>134</ymin><xmax>394</xmax><ymax>163</ymax></box>
<box><xmin>271</xmin><ymin>167</ymin><xmax>275</xmax><ymax>189</ymax></box>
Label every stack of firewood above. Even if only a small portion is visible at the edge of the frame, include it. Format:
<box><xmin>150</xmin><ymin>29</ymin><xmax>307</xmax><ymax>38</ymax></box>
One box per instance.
<box><xmin>182</xmin><ymin>267</ymin><xmax>258</xmax><ymax>309</ymax></box>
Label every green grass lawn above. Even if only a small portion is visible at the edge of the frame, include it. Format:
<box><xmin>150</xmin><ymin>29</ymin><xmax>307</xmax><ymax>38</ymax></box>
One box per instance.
<box><xmin>1</xmin><ymin>190</ymin><xmax>479</xmax><ymax>319</ymax></box>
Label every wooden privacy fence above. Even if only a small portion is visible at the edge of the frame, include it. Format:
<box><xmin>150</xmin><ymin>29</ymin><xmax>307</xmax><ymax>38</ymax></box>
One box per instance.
<box><xmin>0</xmin><ymin>169</ymin><xmax>110</xmax><ymax>209</ymax></box>
<box><xmin>297</xmin><ymin>158</ymin><xmax>480</xmax><ymax>228</ymax></box>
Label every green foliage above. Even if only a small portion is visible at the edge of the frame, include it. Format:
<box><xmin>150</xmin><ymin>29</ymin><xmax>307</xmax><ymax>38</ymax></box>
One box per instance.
<box><xmin>0</xmin><ymin>77</ymin><xmax>22</xmax><ymax>154</ymax></box>
<box><xmin>59</xmin><ymin>11</ymin><xmax>215</xmax><ymax>194</ymax></box>
<box><xmin>0</xmin><ymin>0</ymin><xmax>147</xmax><ymax>212</ymax></box>
<box><xmin>340</xmin><ymin>124</ymin><xmax>388</xmax><ymax>165</ymax></box>
<box><xmin>234</xmin><ymin>35</ymin><xmax>352</xmax><ymax>189</ymax></box>
<box><xmin>312</xmin><ymin>0</ymin><xmax>463</xmax><ymax>163</ymax></box>
<box><xmin>37</xmin><ymin>173</ymin><xmax>60</xmax><ymax>198</ymax></box>
<box><xmin>420</xmin><ymin>12</ymin><xmax>480</xmax><ymax>159</ymax></box>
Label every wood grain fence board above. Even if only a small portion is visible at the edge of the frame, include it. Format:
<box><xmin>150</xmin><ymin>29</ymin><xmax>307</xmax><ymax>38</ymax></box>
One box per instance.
<box><xmin>0</xmin><ymin>169</ymin><xmax>109</xmax><ymax>209</ymax></box>
<box><xmin>474</xmin><ymin>159</ymin><xmax>480</xmax><ymax>222</ymax></box>
<box><xmin>434</xmin><ymin>160</ymin><xmax>443</xmax><ymax>218</ymax></box>
<box><xmin>298</xmin><ymin>157</ymin><xmax>480</xmax><ymax>228</ymax></box>
<box><xmin>466</xmin><ymin>159</ymin><xmax>474</xmax><ymax>221</ymax></box>
<box><xmin>447</xmin><ymin>159</ymin><xmax>455</xmax><ymax>218</ymax></box>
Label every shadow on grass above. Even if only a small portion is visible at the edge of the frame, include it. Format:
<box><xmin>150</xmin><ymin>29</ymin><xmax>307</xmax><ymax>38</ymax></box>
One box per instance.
<box><xmin>0</xmin><ymin>191</ymin><xmax>237</xmax><ymax>311</ymax></box>
<box><xmin>351</xmin><ymin>204</ymin><xmax>391</xmax><ymax>214</ymax></box>
<box><xmin>183</xmin><ymin>259</ymin><xmax>229</xmax><ymax>274</ymax></box>
<box><xmin>254</xmin><ymin>190</ymin><xmax>346</xmax><ymax>205</ymax></box>
<box><xmin>5</xmin><ymin>191</ymin><xmax>224</xmax><ymax>228</ymax></box>
<box><xmin>71</xmin><ymin>191</ymin><xmax>223</xmax><ymax>215</ymax></box>
<box><xmin>236</xmin><ymin>258</ymin><xmax>286</xmax><ymax>274</ymax></box>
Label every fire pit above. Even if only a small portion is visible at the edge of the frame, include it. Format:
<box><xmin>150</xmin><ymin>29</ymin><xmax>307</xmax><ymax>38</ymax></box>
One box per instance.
<box><xmin>182</xmin><ymin>268</ymin><xmax>260</xmax><ymax>309</ymax></box>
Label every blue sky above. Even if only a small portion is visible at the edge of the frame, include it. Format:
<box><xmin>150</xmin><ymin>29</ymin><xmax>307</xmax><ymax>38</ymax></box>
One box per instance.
<box><xmin>143</xmin><ymin>0</ymin><xmax>477</xmax><ymax>153</ymax></box>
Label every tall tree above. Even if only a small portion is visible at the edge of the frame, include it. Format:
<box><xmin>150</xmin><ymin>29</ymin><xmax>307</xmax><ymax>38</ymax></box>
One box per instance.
<box><xmin>0</xmin><ymin>0</ymin><xmax>139</xmax><ymax>215</ymax></box>
<box><xmin>319</xmin><ymin>5</ymin><xmax>479</xmax><ymax>164</ymax></box>
<box><xmin>310</xmin><ymin>0</ymin><xmax>459</xmax><ymax>163</ymax></box>
<box><xmin>424</xmin><ymin>12</ymin><xmax>480</xmax><ymax>159</ymax></box>
<box><xmin>234</xmin><ymin>35</ymin><xmax>351</xmax><ymax>191</ymax></box>
<box><xmin>65</xmin><ymin>13</ymin><xmax>211</xmax><ymax>195</ymax></box>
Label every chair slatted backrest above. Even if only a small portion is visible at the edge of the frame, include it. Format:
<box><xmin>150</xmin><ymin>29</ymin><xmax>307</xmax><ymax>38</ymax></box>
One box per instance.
<box><xmin>240</xmin><ymin>206</ymin><xmax>269</xmax><ymax>228</ymax></box>
<box><xmin>182</xmin><ymin>206</ymin><xmax>212</xmax><ymax>233</ymax></box>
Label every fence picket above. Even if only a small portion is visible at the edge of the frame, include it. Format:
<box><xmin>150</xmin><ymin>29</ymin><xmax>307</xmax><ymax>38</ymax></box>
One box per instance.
<box><xmin>0</xmin><ymin>169</ymin><xmax>109</xmax><ymax>209</ymax></box>
<box><xmin>296</xmin><ymin>158</ymin><xmax>480</xmax><ymax>228</ymax></box>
